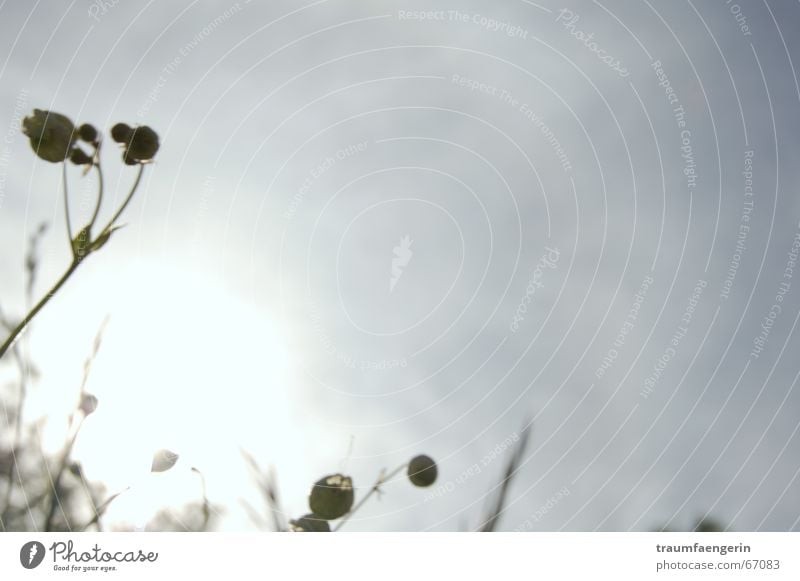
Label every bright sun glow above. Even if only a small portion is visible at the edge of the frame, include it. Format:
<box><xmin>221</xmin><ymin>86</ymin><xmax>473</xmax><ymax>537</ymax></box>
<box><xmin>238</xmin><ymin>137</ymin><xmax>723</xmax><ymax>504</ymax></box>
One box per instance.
<box><xmin>23</xmin><ymin>259</ymin><xmax>325</xmax><ymax>529</ymax></box>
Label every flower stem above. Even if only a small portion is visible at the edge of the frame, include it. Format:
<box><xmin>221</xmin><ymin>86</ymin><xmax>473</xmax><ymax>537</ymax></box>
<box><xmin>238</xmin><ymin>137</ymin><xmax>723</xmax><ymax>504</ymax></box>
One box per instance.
<box><xmin>62</xmin><ymin>162</ymin><xmax>73</xmax><ymax>247</ymax></box>
<box><xmin>99</xmin><ymin>164</ymin><xmax>144</xmax><ymax>236</ymax></box>
<box><xmin>88</xmin><ymin>145</ymin><xmax>104</xmax><ymax>231</ymax></box>
<box><xmin>0</xmin><ymin>258</ymin><xmax>81</xmax><ymax>360</ymax></box>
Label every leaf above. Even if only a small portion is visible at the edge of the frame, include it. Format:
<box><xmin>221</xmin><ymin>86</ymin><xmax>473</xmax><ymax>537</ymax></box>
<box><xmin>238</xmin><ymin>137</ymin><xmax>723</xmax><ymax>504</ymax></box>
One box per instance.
<box><xmin>90</xmin><ymin>225</ymin><xmax>125</xmax><ymax>252</ymax></box>
<box><xmin>151</xmin><ymin>449</ymin><xmax>179</xmax><ymax>473</ymax></box>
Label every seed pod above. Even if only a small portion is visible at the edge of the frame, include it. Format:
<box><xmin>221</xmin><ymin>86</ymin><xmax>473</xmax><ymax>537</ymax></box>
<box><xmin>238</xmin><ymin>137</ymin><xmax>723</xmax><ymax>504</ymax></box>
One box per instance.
<box><xmin>308</xmin><ymin>474</ymin><xmax>354</xmax><ymax>520</ymax></box>
<box><xmin>70</xmin><ymin>148</ymin><xmax>93</xmax><ymax>166</ymax></box>
<box><xmin>407</xmin><ymin>455</ymin><xmax>437</xmax><ymax>487</ymax></box>
<box><xmin>123</xmin><ymin>125</ymin><xmax>159</xmax><ymax>162</ymax></box>
<box><xmin>78</xmin><ymin>123</ymin><xmax>98</xmax><ymax>143</ymax></box>
<box><xmin>79</xmin><ymin>393</ymin><xmax>99</xmax><ymax>416</ymax></box>
<box><xmin>289</xmin><ymin>514</ymin><xmax>331</xmax><ymax>532</ymax></box>
<box><xmin>110</xmin><ymin>123</ymin><xmax>132</xmax><ymax>143</ymax></box>
<box><xmin>21</xmin><ymin>109</ymin><xmax>77</xmax><ymax>163</ymax></box>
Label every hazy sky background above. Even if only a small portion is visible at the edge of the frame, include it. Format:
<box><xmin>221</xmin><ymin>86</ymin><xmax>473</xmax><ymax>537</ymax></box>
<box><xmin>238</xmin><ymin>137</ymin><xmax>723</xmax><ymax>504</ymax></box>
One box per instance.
<box><xmin>1</xmin><ymin>0</ymin><xmax>799</xmax><ymax>531</ymax></box>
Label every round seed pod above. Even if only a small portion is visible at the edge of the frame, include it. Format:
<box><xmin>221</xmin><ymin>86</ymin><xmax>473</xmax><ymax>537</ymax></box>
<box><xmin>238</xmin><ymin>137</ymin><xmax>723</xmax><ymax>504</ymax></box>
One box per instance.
<box><xmin>78</xmin><ymin>123</ymin><xmax>98</xmax><ymax>143</ymax></box>
<box><xmin>308</xmin><ymin>474</ymin><xmax>354</xmax><ymax>520</ymax></box>
<box><xmin>290</xmin><ymin>514</ymin><xmax>331</xmax><ymax>532</ymax></box>
<box><xmin>110</xmin><ymin>123</ymin><xmax>132</xmax><ymax>143</ymax></box>
<box><xmin>407</xmin><ymin>455</ymin><xmax>437</xmax><ymax>487</ymax></box>
<box><xmin>124</xmin><ymin>125</ymin><xmax>159</xmax><ymax>162</ymax></box>
<box><xmin>79</xmin><ymin>393</ymin><xmax>99</xmax><ymax>416</ymax></box>
<box><xmin>70</xmin><ymin>148</ymin><xmax>93</xmax><ymax>165</ymax></box>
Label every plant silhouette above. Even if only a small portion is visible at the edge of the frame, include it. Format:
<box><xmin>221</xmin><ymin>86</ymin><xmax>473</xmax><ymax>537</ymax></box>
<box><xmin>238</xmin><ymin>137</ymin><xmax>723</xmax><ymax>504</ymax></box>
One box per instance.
<box><xmin>0</xmin><ymin>111</ymin><xmax>159</xmax><ymax>360</ymax></box>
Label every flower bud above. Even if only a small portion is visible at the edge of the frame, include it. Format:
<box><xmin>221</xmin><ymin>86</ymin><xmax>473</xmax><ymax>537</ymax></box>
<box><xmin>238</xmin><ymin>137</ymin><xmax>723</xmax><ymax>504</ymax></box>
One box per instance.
<box><xmin>70</xmin><ymin>148</ymin><xmax>93</xmax><ymax>166</ymax></box>
<box><xmin>407</xmin><ymin>455</ymin><xmax>437</xmax><ymax>487</ymax></box>
<box><xmin>78</xmin><ymin>123</ymin><xmax>98</xmax><ymax>143</ymax></box>
<box><xmin>123</xmin><ymin>125</ymin><xmax>159</xmax><ymax>163</ymax></box>
<box><xmin>110</xmin><ymin>123</ymin><xmax>132</xmax><ymax>143</ymax></box>
<box><xmin>308</xmin><ymin>474</ymin><xmax>354</xmax><ymax>520</ymax></box>
<box><xmin>79</xmin><ymin>393</ymin><xmax>99</xmax><ymax>416</ymax></box>
<box><xmin>21</xmin><ymin>109</ymin><xmax>77</xmax><ymax>163</ymax></box>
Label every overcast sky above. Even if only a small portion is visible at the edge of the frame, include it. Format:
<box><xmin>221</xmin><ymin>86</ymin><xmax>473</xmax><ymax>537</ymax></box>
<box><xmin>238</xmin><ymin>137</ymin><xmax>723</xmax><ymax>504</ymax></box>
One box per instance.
<box><xmin>1</xmin><ymin>0</ymin><xmax>799</xmax><ymax>531</ymax></box>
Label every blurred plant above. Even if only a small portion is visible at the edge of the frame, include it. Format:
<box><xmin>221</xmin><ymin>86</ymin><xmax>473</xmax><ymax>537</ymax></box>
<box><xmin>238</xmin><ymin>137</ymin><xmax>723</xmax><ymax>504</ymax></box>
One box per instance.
<box><xmin>1</xmin><ymin>224</ymin><xmax>208</xmax><ymax>532</ymax></box>
<box><xmin>289</xmin><ymin>454</ymin><xmax>438</xmax><ymax>532</ymax></box>
<box><xmin>477</xmin><ymin>422</ymin><xmax>532</xmax><ymax>532</ymax></box>
<box><xmin>654</xmin><ymin>515</ymin><xmax>728</xmax><ymax>532</ymax></box>
<box><xmin>0</xmin><ymin>110</ymin><xmax>159</xmax><ymax>360</ymax></box>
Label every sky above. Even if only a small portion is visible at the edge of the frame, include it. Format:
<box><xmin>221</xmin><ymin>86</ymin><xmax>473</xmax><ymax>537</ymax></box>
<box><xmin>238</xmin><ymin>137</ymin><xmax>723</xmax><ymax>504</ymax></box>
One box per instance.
<box><xmin>0</xmin><ymin>0</ymin><xmax>799</xmax><ymax>532</ymax></box>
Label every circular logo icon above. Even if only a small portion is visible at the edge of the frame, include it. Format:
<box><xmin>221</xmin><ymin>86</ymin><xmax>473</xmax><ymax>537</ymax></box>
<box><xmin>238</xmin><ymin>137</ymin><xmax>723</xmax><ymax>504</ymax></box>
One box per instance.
<box><xmin>19</xmin><ymin>541</ymin><xmax>45</xmax><ymax>569</ymax></box>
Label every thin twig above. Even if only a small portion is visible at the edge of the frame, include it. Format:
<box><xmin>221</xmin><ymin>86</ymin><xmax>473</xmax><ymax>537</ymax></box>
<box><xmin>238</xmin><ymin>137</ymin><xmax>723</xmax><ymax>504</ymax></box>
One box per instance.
<box><xmin>333</xmin><ymin>463</ymin><xmax>407</xmax><ymax>532</ymax></box>
<box><xmin>43</xmin><ymin>415</ymin><xmax>85</xmax><ymax>531</ymax></box>
<box><xmin>80</xmin><ymin>487</ymin><xmax>129</xmax><ymax>531</ymax></box>
<box><xmin>43</xmin><ymin>321</ymin><xmax>107</xmax><ymax>531</ymax></box>
<box><xmin>191</xmin><ymin>467</ymin><xmax>211</xmax><ymax>531</ymax></box>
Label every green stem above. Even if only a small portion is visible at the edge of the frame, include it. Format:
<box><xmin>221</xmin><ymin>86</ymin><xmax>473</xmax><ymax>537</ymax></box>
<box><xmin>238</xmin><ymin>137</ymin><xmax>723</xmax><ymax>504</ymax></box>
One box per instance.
<box><xmin>0</xmin><ymin>258</ymin><xmax>81</xmax><ymax>360</ymax></box>
<box><xmin>88</xmin><ymin>148</ymin><xmax>104</xmax><ymax>231</ymax></box>
<box><xmin>62</xmin><ymin>162</ymin><xmax>73</xmax><ymax>247</ymax></box>
<box><xmin>333</xmin><ymin>463</ymin><xmax>407</xmax><ymax>532</ymax></box>
<box><xmin>98</xmin><ymin>164</ymin><xmax>144</xmax><ymax>236</ymax></box>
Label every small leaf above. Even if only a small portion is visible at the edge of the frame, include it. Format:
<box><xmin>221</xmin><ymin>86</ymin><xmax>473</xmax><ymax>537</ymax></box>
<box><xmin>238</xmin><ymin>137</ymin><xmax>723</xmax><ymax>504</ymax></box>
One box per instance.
<box><xmin>151</xmin><ymin>449</ymin><xmax>179</xmax><ymax>473</ymax></box>
<box><xmin>72</xmin><ymin>226</ymin><xmax>92</xmax><ymax>258</ymax></box>
<box><xmin>90</xmin><ymin>225</ymin><xmax>124</xmax><ymax>252</ymax></box>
